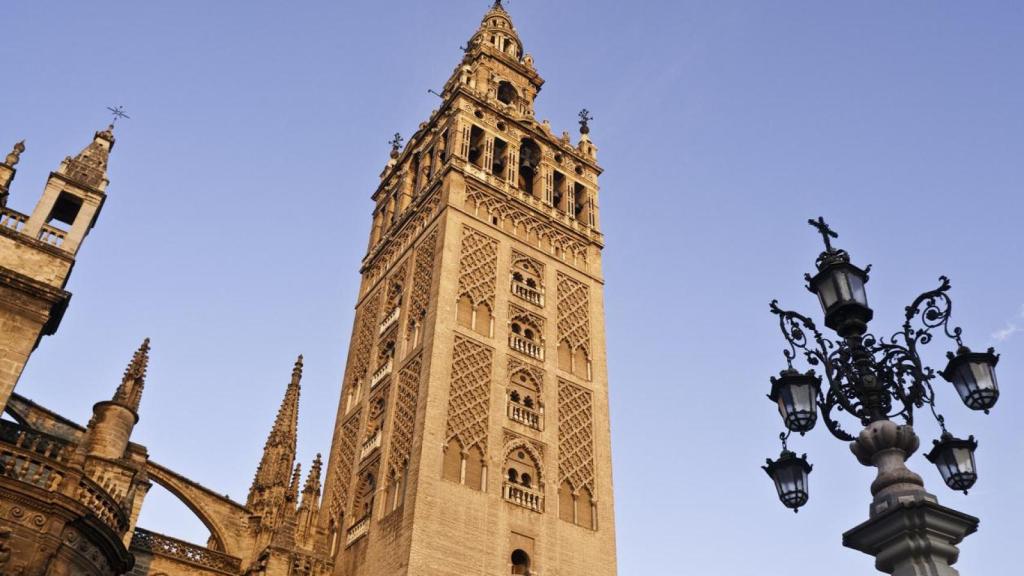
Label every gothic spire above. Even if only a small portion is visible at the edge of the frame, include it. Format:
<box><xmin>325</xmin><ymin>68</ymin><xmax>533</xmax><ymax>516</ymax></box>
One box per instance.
<box><xmin>58</xmin><ymin>125</ymin><xmax>115</xmax><ymax>192</ymax></box>
<box><xmin>247</xmin><ymin>355</ymin><xmax>303</xmax><ymax>507</ymax></box>
<box><xmin>289</xmin><ymin>462</ymin><xmax>302</xmax><ymax>503</ymax></box>
<box><xmin>112</xmin><ymin>338</ymin><xmax>150</xmax><ymax>414</ymax></box>
<box><xmin>301</xmin><ymin>453</ymin><xmax>323</xmax><ymax>502</ymax></box>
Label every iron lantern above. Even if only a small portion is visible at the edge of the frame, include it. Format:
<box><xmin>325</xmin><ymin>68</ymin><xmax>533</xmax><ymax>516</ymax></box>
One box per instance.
<box><xmin>941</xmin><ymin>346</ymin><xmax>1000</xmax><ymax>413</ymax></box>
<box><xmin>763</xmin><ymin>449</ymin><xmax>812</xmax><ymax>512</ymax></box>
<box><xmin>806</xmin><ymin>257</ymin><xmax>872</xmax><ymax>338</ymax></box>
<box><xmin>925</xmin><ymin>433</ymin><xmax>979</xmax><ymax>494</ymax></box>
<box><xmin>769</xmin><ymin>368</ymin><xmax>821</xmax><ymax>434</ymax></box>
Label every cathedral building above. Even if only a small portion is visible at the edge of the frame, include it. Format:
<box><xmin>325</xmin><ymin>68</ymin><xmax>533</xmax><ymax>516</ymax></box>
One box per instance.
<box><xmin>0</xmin><ymin>3</ymin><xmax>616</xmax><ymax>575</ymax></box>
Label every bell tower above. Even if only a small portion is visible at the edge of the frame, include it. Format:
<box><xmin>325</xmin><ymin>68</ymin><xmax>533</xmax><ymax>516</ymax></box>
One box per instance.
<box><xmin>0</xmin><ymin>126</ymin><xmax>115</xmax><ymax>410</ymax></box>
<box><xmin>321</xmin><ymin>2</ymin><xmax>616</xmax><ymax>575</ymax></box>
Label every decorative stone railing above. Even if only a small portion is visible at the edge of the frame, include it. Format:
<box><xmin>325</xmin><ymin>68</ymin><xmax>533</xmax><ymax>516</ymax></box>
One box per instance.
<box><xmin>37</xmin><ymin>223</ymin><xmax>66</xmax><ymax>247</ymax></box>
<box><xmin>511</xmin><ymin>280</ymin><xmax>544</xmax><ymax>306</ymax></box>
<box><xmin>360</xmin><ymin>429</ymin><xmax>382</xmax><ymax>460</ymax></box>
<box><xmin>379</xmin><ymin>306</ymin><xmax>401</xmax><ymax>335</ymax></box>
<box><xmin>509</xmin><ymin>335</ymin><xmax>543</xmax><ymax>360</ymax></box>
<box><xmin>132</xmin><ymin>528</ymin><xmax>242</xmax><ymax>574</ymax></box>
<box><xmin>0</xmin><ymin>207</ymin><xmax>28</xmax><ymax>232</ymax></box>
<box><xmin>346</xmin><ymin>516</ymin><xmax>370</xmax><ymax>546</ymax></box>
<box><xmin>503</xmin><ymin>482</ymin><xmax>543</xmax><ymax>513</ymax></box>
<box><xmin>507</xmin><ymin>402</ymin><xmax>541</xmax><ymax>430</ymax></box>
<box><xmin>370</xmin><ymin>359</ymin><xmax>393</xmax><ymax>389</ymax></box>
<box><xmin>0</xmin><ymin>421</ymin><xmax>128</xmax><ymax>535</ymax></box>
<box><xmin>0</xmin><ymin>432</ymin><xmax>69</xmax><ymax>492</ymax></box>
<box><xmin>76</xmin><ymin>479</ymin><xmax>129</xmax><ymax>534</ymax></box>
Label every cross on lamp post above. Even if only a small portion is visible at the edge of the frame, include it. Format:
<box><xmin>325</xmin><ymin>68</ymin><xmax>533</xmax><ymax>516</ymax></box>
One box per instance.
<box><xmin>761</xmin><ymin>218</ymin><xmax>1000</xmax><ymax>576</ymax></box>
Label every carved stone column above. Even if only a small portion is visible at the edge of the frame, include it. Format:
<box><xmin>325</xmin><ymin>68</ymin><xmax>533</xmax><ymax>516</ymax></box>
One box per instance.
<box><xmin>842</xmin><ymin>421</ymin><xmax>979</xmax><ymax>576</ymax></box>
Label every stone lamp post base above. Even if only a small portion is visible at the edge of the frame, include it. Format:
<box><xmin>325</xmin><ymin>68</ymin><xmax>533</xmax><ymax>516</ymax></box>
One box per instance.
<box><xmin>842</xmin><ymin>421</ymin><xmax>979</xmax><ymax>576</ymax></box>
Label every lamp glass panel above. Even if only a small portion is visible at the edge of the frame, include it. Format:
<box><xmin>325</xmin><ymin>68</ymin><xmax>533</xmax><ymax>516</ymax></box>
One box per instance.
<box><xmin>815</xmin><ymin>275</ymin><xmax>838</xmax><ymax>311</ymax></box>
<box><xmin>848</xmin><ymin>273</ymin><xmax>867</xmax><ymax>306</ymax></box>
<box><xmin>835</xmin><ymin>270</ymin><xmax>853</xmax><ymax>302</ymax></box>
<box><xmin>969</xmin><ymin>361</ymin><xmax>996</xmax><ymax>392</ymax></box>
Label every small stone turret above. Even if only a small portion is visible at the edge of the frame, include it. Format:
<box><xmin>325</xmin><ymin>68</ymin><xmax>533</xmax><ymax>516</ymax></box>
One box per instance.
<box><xmin>0</xmin><ymin>140</ymin><xmax>25</xmax><ymax>207</ymax></box>
<box><xmin>84</xmin><ymin>338</ymin><xmax>150</xmax><ymax>459</ymax></box>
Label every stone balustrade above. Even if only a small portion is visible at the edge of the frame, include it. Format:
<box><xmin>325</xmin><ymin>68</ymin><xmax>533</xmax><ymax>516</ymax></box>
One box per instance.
<box><xmin>37</xmin><ymin>223</ymin><xmax>66</xmax><ymax>247</ymax></box>
<box><xmin>132</xmin><ymin>527</ymin><xmax>242</xmax><ymax>574</ymax></box>
<box><xmin>360</xmin><ymin>429</ymin><xmax>382</xmax><ymax>460</ymax></box>
<box><xmin>511</xmin><ymin>280</ymin><xmax>543</xmax><ymax>306</ymax></box>
<box><xmin>507</xmin><ymin>402</ymin><xmax>541</xmax><ymax>430</ymax></box>
<box><xmin>0</xmin><ymin>207</ymin><xmax>28</xmax><ymax>232</ymax></box>
<box><xmin>370</xmin><ymin>359</ymin><xmax>393</xmax><ymax>389</ymax></box>
<box><xmin>509</xmin><ymin>334</ymin><xmax>543</xmax><ymax>360</ymax></box>
<box><xmin>0</xmin><ymin>421</ymin><xmax>128</xmax><ymax>535</ymax></box>
<box><xmin>346</xmin><ymin>516</ymin><xmax>370</xmax><ymax>546</ymax></box>
<box><xmin>379</xmin><ymin>306</ymin><xmax>401</xmax><ymax>335</ymax></box>
<box><xmin>76</xmin><ymin>479</ymin><xmax>129</xmax><ymax>534</ymax></box>
<box><xmin>502</xmin><ymin>482</ymin><xmax>543</xmax><ymax>513</ymax></box>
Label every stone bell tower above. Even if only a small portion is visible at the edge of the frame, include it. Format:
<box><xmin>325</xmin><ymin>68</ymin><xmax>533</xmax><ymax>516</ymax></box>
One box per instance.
<box><xmin>0</xmin><ymin>126</ymin><xmax>115</xmax><ymax>410</ymax></box>
<box><xmin>320</xmin><ymin>2</ymin><xmax>616</xmax><ymax>574</ymax></box>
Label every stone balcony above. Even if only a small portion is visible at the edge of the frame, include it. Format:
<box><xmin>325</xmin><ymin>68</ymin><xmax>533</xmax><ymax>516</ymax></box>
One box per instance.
<box><xmin>0</xmin><ymin>206</ymin><xmax>27</xmax><ymax>232</ymax></box>
<box><xmin>379</xmin><ymin>306</ymin><xmax>400</xmax><ymax>335</ymax></box>
<box><xmin>507</xmin><ymin>402</ymin><xmax>542</xmax><ymax>431</ymax></box>
<box><xmin>0</xmin><ymin>207</ymin><xmax>67</xmax><ymax>248</ymax></box>
<box><xmin>370</xmin><ymin>359</ymin><xmax>393</xmax><ymax>389</ymax></box>
<box><xmin>511</xmin><ymin>280</ymin><xmax>544</xmax><ymax>307</ymax></box>
<box><xmin>346</xmin><ymin>515</ymin><xmax>370</xmax><ymax>546</ymax></box>
<box><xmin>360</xmin><ymin>429</ymin><xmax>382</xmax><ymax>460</ymax></box>
<box><xmin>509</xmin><ymin>334</ymin><xmax>543</xmax><ymax>360</ymax></box>
<box><xmin>502</xmin><ymin>482</ymin><xmax>544</xmax><ymax>513</ymax></box>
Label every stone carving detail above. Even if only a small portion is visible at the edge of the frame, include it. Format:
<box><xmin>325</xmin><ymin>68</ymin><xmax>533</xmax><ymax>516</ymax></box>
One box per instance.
<box><xmin>384</xmin><ymin>258</ymin><xmax>410</xmax><ymax>316</ymax></box>
<box><xmin>445</xmin><ymin>335</ymin><xmax>493</xmax><ymax>453</ymax></box>
<box><xmin>465</xmin><ymin>186</ymin><xmax>589</xmax><ymax>269</ymax></box>
<box><xmin>328</xmin><ymin>409</ymin><xmax>362</xmax><ymax>519</ymax></box>
<box><xmin>458</xmin><ymin>226</ymin><xmax>499</xmax><ymax>309</ymax></box>
<box><xmin>558</xmin><ymin>379</ymin><xmax>594</xmax><ymax>493</ymax></box>
<box><xmin>388</xmin><ymin>354</ymin><xmax>422</xmax><ymax>475</ymax></box>
<box><xmin>557</xmin><ymin>273</ymin><xmax>591</xmax><ymax>355</ymax></box>
<box><xmin>348</xmin><ymin>291</ymin><xmax>382</xmax><ymax>383</ymax></box>
<box><xmin>406</xmin><ymin>229</ymin><xmax>438</xmax><ymax>343</ymax></box>
<box><xmin>508</xmin><ymin>356</ymin><xmax>544</xmax><ymax>391</ymax></box>
<box><xmin>366</xmin><ymin>190</ymin><xmax>442</xmax><ymax>285</ymax></box>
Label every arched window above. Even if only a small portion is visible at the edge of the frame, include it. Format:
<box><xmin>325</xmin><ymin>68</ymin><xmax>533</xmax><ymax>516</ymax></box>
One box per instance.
<box><xmin>520</xmin><ymin>473</ymin><xmax>532</xmax><ymax>488</ymax></box>
<box><xmin>497</xmin><ymin>81</ymin><xmax>517</xmax><ymax>105</ymax></box>
<box><xmin>517</xmin><ymin>139</ymin><xmax>541</xmax><ymax>197</ymax></box>
<box><xmin>507</xmin><ymin>468</ymin><xmax>519</xmax><ymax>483</ymax></box>
<box><xmin>511</xmin><ymin>549</ymin><xmax>531</xmax><ymax>575</ymax></box>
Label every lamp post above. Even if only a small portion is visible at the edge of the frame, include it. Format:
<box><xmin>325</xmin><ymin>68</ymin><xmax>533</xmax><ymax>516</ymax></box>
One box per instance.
<box><xmin>762</xmin><ymin>218</ymin><xmax>1000</xmax><ymax>576</ymax></box>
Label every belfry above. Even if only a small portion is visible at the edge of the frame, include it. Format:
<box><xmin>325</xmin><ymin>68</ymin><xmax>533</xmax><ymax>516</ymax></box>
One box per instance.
<box><xmin>321</xmin><ymin>2</ymin><xmax>617</xmax><ymax>574</ymax></box>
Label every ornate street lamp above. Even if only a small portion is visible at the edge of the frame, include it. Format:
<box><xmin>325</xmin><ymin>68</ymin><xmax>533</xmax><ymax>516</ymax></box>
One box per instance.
<box><xmin>941</xmin><ymin>346</ymin><xmax>1000</xmax><ymax>413</ymax></box>
<box><xmin>763</xmin><ymin>434</ymin><xmax>813</xmax><ymax>512</ymax></box>
<box><xmin>762</xmin><ymin>218</ymin><xmax>1000</xmax><ymax>575</ymax></box>
<box><xmin>768</xmin><ymin>368</ymin><xmax>821</xmax><ymax>434</ymax></box>
<box><xmin>925</xmin><ymin>432</ymin><xmax>979</xmax><ymax>494</ymax></box>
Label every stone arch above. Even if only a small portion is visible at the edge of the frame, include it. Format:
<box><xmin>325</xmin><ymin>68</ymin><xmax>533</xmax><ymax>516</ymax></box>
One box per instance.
<box><xmin>503</xmin><ymin>439</ymin><xmax>545</xmax><ymax>486</ymax></box>
<box><xmin>145</xmin><ymin>461</ymin><xmax>250</xmax><ymax>558</ymax></box>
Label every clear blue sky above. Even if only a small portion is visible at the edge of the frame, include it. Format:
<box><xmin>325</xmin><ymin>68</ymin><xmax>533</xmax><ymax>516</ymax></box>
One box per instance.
<box><xmin>4</xmin><ymin>1</ymin><xmax>1023</xmax><ymax>574</ymax></box>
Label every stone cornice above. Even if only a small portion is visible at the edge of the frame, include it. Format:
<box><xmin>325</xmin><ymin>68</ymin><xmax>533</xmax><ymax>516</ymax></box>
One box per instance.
<box><xmin>0</xmin><ymin>265</ymin><xmax>71</xmax><ymax>337</ymax></box>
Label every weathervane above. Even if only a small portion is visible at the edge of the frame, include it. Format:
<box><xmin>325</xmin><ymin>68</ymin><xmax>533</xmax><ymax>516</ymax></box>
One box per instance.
<box><xmin>389</xmin><ymin>133</ymin><xmax>404</xmax><ymax>158</ymax></box>
<box><xmin>579</xmin><ymin>109</ymin><xmax>593</xmax><ymax>135</ymax></box>
<box><xmin>107</xmin><ymin>105</ymin><xmax>130</xmax><ymax>125</ymax></box>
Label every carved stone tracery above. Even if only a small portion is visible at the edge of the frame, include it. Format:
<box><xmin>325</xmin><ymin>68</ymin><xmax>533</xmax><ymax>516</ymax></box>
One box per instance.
<box><xmin>457</xmin><ymin>226</ymin><xmax>499</xmax><ymax>309</ymax></box>
<box><xmin>557</xmin><ymin>273</ymin><xmax>591</xmax><ymax>355</ymax></box>
<box><xmin>558</xmin><ymin>380</ymin><xmax>594</xmax><ymax>494</ymax></box>
<box><xmin>444</xmin><ymin>336</ymin><xmax>493</xmax><ymax>454</ymax></box>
